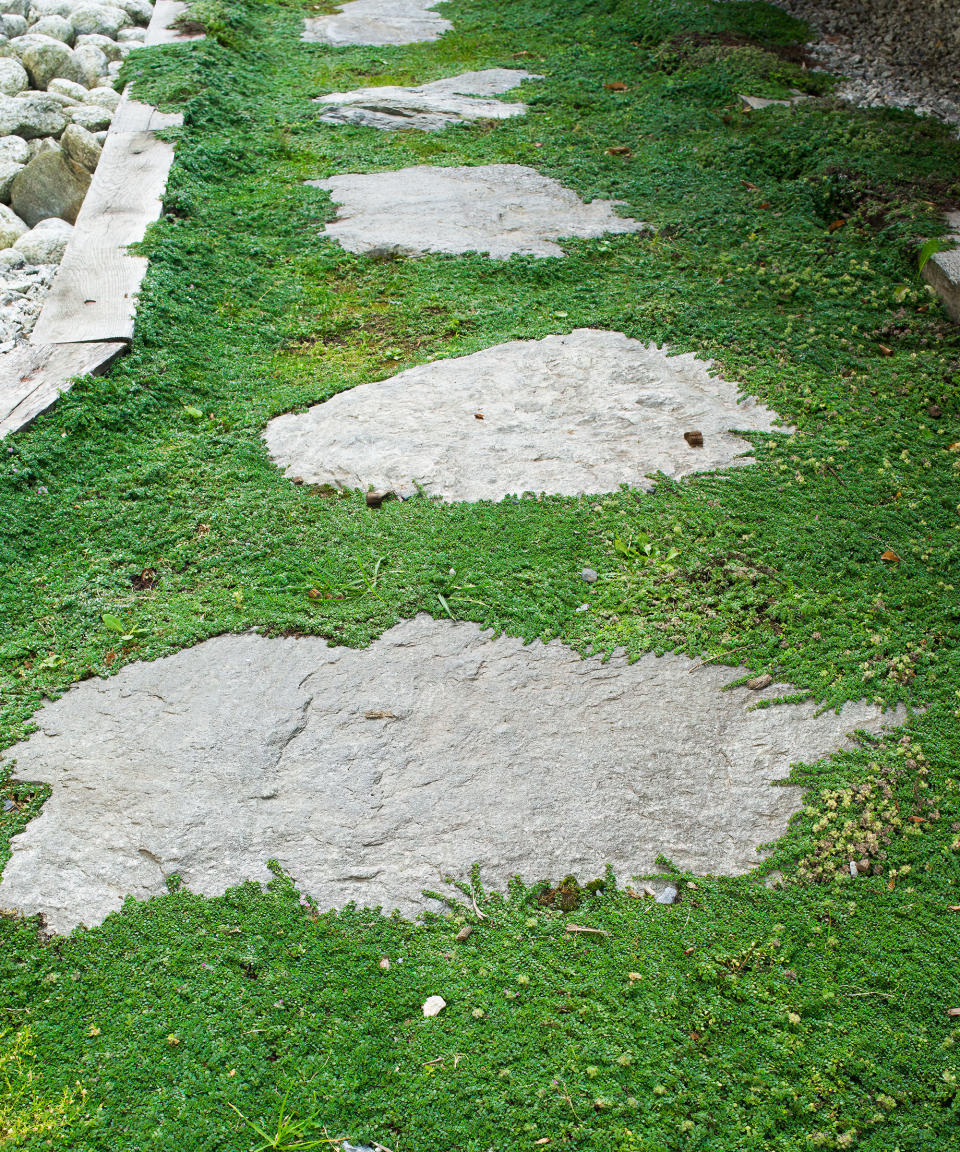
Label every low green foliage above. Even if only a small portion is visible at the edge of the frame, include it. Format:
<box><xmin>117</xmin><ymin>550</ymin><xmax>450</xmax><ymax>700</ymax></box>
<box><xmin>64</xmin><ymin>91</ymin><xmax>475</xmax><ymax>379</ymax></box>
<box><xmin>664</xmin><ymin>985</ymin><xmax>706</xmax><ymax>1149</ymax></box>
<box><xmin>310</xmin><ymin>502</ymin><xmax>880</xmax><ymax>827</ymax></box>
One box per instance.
<box><xmin>1</xmin><ymin>0</ymin><xmax>959</xmax><ymax>1146</ymax></box>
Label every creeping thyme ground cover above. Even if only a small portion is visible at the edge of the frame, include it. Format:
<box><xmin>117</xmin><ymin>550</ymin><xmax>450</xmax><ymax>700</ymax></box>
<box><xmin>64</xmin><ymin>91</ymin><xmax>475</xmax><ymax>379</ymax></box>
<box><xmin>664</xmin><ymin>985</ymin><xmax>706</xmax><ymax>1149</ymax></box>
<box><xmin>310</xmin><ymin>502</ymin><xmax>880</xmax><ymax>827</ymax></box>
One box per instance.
<box><xmin>1</xmin><ymin>0</ymin><xmax>959</xmax><ymax>1147</ymax></box>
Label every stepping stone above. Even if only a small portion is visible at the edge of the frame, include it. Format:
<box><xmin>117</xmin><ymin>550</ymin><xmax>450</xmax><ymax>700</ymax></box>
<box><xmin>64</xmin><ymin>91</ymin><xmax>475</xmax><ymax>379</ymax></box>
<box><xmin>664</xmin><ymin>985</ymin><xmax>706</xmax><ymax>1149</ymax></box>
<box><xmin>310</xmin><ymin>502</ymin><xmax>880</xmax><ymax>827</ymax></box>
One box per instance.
<box><xmin>315</xmin><ymin>69</ymin><xmax>541</xmax><ymax>131</ymax></box>
<box><xmin>264</xmin><ymin>329</ymin><xmax>787</xmax><ymax>502</ymax></box>
<box><xmin>302</xmin><ymin>0</ymin><xmax>451</xmax><ymax>46</ymax></box>
<box><xmin>0</xmin><ymin>616</ymin><xmax>905</xmax><ymax>934</ymax></box>
<box><xmin>921</xmin><ymin>211</ymin><xmax>960</xmax><ymax>323</ymax></box>
<box><xmin>308</xmin><ymin>164</ymin><xmax>648</xmax><ymax>258</ymax></box>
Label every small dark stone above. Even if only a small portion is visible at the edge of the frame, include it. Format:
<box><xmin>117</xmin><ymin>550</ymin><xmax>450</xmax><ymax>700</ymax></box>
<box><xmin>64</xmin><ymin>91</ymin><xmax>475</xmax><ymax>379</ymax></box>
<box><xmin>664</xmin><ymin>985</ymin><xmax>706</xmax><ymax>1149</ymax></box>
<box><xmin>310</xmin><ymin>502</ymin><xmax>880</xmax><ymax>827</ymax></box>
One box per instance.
<box><xmin>928</xmin><ymin>404</ymin><xmax>942</xmax><ymax>418</ymax></box>
<box><xmin>366</xmin><ymin>489</ymin><xmax>393</xmax><ymax>508</ymax></box>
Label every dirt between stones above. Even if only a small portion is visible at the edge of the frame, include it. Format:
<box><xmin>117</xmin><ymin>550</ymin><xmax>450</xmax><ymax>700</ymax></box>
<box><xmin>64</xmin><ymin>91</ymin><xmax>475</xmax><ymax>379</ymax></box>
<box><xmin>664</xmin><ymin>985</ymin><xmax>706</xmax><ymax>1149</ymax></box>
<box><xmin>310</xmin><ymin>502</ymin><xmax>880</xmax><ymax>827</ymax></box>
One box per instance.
<box><xmin>0</xmin><ymin>616</ymin><xmax>906</xmax><ymax>934</ymax></box>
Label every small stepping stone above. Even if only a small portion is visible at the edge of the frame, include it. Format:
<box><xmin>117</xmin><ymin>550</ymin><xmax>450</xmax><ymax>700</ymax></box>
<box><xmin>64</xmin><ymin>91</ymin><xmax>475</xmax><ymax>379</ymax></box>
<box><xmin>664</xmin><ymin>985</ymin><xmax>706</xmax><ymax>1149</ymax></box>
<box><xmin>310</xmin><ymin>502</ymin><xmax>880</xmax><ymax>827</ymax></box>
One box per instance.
<box><xmin>264</xmin><ymin>329</ymin><xmax>787</xmax><ymax>502</ymax></box>
<box><xmin>315</xmin><ymin>69</ymin><xmax>541</xmax><ymax>131</ymax></box>
<box><xmin>302</xmin><ymin>0</ymin><xmax>451</xmax><ymax>46</ymax></box>
<box><xmin>739</xmin><ymin>92</ymin><xmax>810</xmax><ymax>110</ymax></box>
<box><xmin>0</xmin><ymin>616</ymin><xmax>904</xmax><ymax>933</ymax></box>
<box><xmin>307</xmin><ymin>164</ymin><xmax>648</xmax><ymax>258</ymax></box>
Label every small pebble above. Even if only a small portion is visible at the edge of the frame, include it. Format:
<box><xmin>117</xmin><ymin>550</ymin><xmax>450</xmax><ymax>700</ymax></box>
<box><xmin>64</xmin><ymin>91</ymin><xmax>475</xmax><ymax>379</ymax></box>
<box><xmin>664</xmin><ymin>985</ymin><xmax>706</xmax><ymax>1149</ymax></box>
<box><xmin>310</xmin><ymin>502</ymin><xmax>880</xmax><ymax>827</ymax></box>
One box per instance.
<box><xmin>581</xmin><ymin>568</ymin><xmax>598</xmax><ymax>583</ymax></box>
<box><xmin>655</xmin><ymin>885</ymin><xmax>678</xmax><ymax>905</ymax></box>
<box><xmin>422</xmin><ymin>995</ymin><xmax>446</xmax><ymax>1017</ymax></box>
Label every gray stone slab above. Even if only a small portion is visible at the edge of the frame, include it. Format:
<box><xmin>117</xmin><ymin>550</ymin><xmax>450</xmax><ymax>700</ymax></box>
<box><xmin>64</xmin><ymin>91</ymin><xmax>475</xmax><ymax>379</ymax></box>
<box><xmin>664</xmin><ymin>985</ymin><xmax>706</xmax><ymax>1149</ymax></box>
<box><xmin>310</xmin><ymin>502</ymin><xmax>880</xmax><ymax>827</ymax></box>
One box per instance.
<box><xmin>302</xmin><ymin>0</ymin><xmax>451</xmax><ymax>46</ymax></box>
<box><xmin>316</xmin><ymin>68</ymin><xmax>540</xmax><ymax>131</ymax></box>
<box><xmin>922</xmin><ymin>211</ymin><xmax>960</xmax><ymax>324</ymax></box>
<box><xmin>264</xmin><ymin>329</ymin><xmax>788</xmax><ymax>502</ymax></box>
<box><xmin>308</xmin><ymin>164</ymin><xmax>648</xmax><ymax>259</ymax></box>
<box><xmin>0</xmin><ymin>616</ymin><xmax>905</xmax><ymax>934</ymax></box>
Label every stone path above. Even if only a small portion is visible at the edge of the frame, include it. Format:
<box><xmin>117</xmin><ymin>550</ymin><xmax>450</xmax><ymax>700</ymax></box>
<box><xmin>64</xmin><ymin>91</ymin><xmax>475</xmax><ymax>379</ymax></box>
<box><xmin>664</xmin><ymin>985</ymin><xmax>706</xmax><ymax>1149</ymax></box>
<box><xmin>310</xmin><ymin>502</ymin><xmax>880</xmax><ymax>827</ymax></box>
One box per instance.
<box><xmin>265</xmin><ymin>330</ymin><xmax>786</xmax><ymax>502</ymax></box>
<box><xmin>310</xmin><ymin>164</ymin><xmax>647</xmax><ymax>258</ymax></box>
<box><xmin>316</xmin><ymin>69</ymin><xmax>541</xmax><ymax>131</ymax></box>
<box><xmin>302</xmin><ymin>0</ymin><xmax>451</xmax><ymax>47</ymax></box>
<box><xmin>0</xmin><ymin>617</ymin><xmax>906</xmax><ymax>934</ymax></box>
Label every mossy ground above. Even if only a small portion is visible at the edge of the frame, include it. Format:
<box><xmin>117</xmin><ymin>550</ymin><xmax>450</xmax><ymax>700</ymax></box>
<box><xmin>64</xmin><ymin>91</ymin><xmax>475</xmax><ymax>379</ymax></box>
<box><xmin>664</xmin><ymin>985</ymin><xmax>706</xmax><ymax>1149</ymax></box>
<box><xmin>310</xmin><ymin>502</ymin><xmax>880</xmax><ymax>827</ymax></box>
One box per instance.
<box><xmin>1</xmin><ymin>0</ymin><xmax>959</xmax><ymax>1147</ymax></box>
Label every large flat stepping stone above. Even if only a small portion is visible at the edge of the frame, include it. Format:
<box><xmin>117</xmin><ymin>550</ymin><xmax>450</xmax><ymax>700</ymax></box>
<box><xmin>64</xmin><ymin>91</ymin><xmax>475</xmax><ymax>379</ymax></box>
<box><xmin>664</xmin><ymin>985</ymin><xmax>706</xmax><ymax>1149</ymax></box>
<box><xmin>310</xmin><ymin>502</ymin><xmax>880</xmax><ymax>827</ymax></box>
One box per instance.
<box><xmin>307</xmin><ymin>164</ymin><xmax>648</xmax><ymax>258</ymax></box>
<box><xmin>316</xmin><ymin>69</ymin><xmax>541</xmax><ymax>131</ymax></box>
<box><xmin>303</xmin><ymin>0</ymin><xmax>451</xmax><ymax>46</ymax></box>
<box><xmin>265</xmin><ymin>329</ymin><xmax>786</xmax><ymax>502</ymax></box>
<box><xmin>0</xmin><ymin>616</ymin><xmax>904</xmax><ymax>934</ymax></box>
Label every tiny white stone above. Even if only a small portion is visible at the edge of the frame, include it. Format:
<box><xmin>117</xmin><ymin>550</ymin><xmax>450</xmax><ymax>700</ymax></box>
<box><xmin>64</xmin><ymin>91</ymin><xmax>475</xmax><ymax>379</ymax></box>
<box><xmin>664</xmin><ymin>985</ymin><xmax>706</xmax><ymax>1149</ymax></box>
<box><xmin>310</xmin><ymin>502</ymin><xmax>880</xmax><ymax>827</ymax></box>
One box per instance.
<box><xmin>422</xmin><ymin>995</ymin><xmax>446</xmax><ymax>1018</ymax></box>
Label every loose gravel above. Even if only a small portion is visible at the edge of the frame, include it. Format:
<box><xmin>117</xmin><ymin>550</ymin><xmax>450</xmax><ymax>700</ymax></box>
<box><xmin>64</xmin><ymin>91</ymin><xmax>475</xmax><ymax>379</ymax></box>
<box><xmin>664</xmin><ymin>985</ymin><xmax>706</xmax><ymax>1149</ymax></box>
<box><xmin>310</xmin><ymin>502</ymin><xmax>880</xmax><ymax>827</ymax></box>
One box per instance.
<box><xmin>764</xmin><ymin>0</ymin><xmax>960</xmax><ymax>128</ymax></box>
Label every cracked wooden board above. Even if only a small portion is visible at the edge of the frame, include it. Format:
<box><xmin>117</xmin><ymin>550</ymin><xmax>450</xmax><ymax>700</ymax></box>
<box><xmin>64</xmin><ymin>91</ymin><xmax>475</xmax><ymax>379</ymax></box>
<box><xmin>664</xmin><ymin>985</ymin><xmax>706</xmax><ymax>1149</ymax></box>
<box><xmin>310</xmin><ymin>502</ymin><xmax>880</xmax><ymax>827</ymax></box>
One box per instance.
<box><xmin>0</xmin><ymin>342</ymin><xmax>125</xmax><ymax>438</ymax></box>
<box><xmin>29</xmin><ymin>94</ymin><xmax>182</xmax><ymax>346</ymax></box>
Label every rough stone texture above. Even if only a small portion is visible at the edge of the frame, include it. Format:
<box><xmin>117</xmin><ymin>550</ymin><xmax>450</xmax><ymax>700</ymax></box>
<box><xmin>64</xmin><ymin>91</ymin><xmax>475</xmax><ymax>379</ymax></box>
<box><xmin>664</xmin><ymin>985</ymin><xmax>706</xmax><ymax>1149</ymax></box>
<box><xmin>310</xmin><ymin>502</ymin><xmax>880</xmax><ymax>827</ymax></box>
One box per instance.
<box><xmin>0</xmin><ymin>199</ymin><xmax>26</xmax><ymax>244</ymax></box>
<box><xmin>316</xmin><ymin>69</ymin><xmax>540</xmax><ymax>131</ymax></box>
<box><xmin>29</xmin><ymin>13</ymin><xmax>73</xmax><ymax>43</ymax></box>
<box><xmin>922</xmin><ymin>212</ymin><xmax>960</xmax><ymax>323</ymax></box>
<box><xmin>0</xmin><ymin>92</ymin><xmax>67</xmax><ymax>136</ymax></box>
<box><xmin>11</xmin><ymin>145</ymin><xmax>90</xmax><ymax>224</ymax></box>
<box><xmin>0</xmin><ymin>617</ymin><xmax>906</xmax><ymax>935</ymax></box>
<box><xmin>0</xmin><ymin>56</ymin><xmax>28</xmax><ymax>94</ymax></box>
<box><xmin>303</xmin><ymin>0</ymin><xmax>451</xmax><ymax>47</ymax></box>
<box><xmin>0</xmin><ymin>156</ymin><xmax>23</xmax><ymax>199</ymax></box>
<box><xmin>12</xmin><ymin>213</ymin><xmax>71</xmax><ymax>260</ymax></box>
<box><xmin>70</xmin><ymin>4</ymin><xmax>130</xmax><ymax>37</ymax></box>
<box><xmin>68</xmin><ymin>100</ymin><xmax>110</xmax><ymax>129</ymax></box>
<box><xmin>59</xmin><ymin>120</ymin><xmax>99</xmax><ymax>170</ymax></box>
<box><xmin>71</xmin><ymin>41</ymin><xmax>108</xmax><ymax>85</ymax></box>
<box><xmin>310</xmin><ymin>164</ymin><xmax>647</xmax><ymax>259</ymax></box>
<box><xmin>0</xmin><ymin>255</ymin><xmax>54</xmax><ymax>348</ymax></box>
<box><xmin>21</xmin><ymin>37</ymin><xmax>82</xmax><ymax>88</ymax></box>
<box><xmin>265</xmin><ymin>329</ymin><xmax>787</xmax><ymax>502</ymax></box>
<box><xmin>0</xmin><ymin>133</ymin><xmax>28</xmax><ymax>163</ymax></box>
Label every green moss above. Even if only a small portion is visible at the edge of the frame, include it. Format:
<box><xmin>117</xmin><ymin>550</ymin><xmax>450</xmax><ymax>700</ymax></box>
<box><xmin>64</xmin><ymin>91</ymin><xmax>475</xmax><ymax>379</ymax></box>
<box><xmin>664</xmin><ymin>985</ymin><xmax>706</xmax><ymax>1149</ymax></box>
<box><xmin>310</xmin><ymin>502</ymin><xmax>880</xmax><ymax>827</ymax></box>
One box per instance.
<box><xmin>0</xmin><ymin>0</ymin><xmax>958</xmax><ymax>1146</ymax></box>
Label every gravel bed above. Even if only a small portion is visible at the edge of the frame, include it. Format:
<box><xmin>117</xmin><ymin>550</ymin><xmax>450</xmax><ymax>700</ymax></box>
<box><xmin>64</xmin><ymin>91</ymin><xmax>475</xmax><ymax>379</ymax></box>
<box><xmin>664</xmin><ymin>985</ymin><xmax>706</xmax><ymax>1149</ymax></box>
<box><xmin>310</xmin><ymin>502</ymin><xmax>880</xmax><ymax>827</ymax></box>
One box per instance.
<box><xmin>761</xmin><ymin>0</ymin><xmax>960</xmax><ymax>128</ymax></box>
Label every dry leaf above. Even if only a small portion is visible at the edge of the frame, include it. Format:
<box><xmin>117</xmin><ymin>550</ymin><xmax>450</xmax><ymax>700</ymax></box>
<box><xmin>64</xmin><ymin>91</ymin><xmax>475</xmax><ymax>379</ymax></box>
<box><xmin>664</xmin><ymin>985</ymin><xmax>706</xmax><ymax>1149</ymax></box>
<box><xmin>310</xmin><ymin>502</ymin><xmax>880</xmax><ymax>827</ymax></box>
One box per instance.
<box><xmin>887</xmin><ymin>876</ymin><xmax>895</xmax><ymax>890</ymax></box>
<box><xmin>565</xmin><ymin>924</ymin><xmax>610</xmax><ymax>937</ymax></box>
<box><xmin>683</xmin><ymin>430</ymin><xmax>704</xmax><ymax>448</ymax></box>
<box><xmin>948</xmin><ymin>442</ymin><xmax>960</xmax><ymax>452</ymax></box>
<box><xmin>455</xmin><ymin>925</ymin><xmax>474</xmax><ymax>942</ymax></box>
<box><xmin>948</xmin><ymin>906</ymin><xmax>960</xmax><ymax>912</ymax></box>
<box><xmin>908</xmin><ymin>816</ymin><xmax>926</xmax><ymax>824</ymax></box>
<box><xmin>534</xmin><ymin>1141</ymin><xmax>551</xmax><ymax>1146</ymax></box>
<box><xmin>949</xmin><ymin>1008</ymin><xmax>960</xmax><ymax>1017</ymax></box>
<box><xmin>604</xmin><ymin>81</ymin><xmax>628</xmax><ymax>91</ymax></box>
<box><xmin>474</xmin><ymin>413</ymin><xmax>484</xmax><ymax>420</ymax></box>
<box><xmin>878</xmin><ymin>344</ymin><xmax>894</xmax><ymax>357</ymax></box>
<box><xmin>742</xmin><ymin>181</ymin><xmax>761</xmax><ymax>191</ymax></box>
<box><xmin>880</xmin><ymin>550</ymin><xmax>901</xmax><ymax>563</ymax></box>
<box><xmin>683</xmin><ymin>946</ymin><xmax>695</xmax><ymax>955</ymax></box>
<box><xmin>827</xmin><ymin>219</ymin><xmax>846</xmax><ymax>232</ymax></box>
<box><xmin>379</xmin><ymin>957</ymin><xmax>391</xmax><ymax>970</ymax></box>
<box><xmin>606</xmin><ymin>145</ymin><xmax>632</xmax><ymax>156</ymax></box>
<box><xmin>746</xmin><ymin>673</ymin><xmax>774</xmax><ymax>691</ymax></box>
<box><xmin>365</xmin><ymin>710</ymin><xmax>397</xmax><ymax>720</ymax></box>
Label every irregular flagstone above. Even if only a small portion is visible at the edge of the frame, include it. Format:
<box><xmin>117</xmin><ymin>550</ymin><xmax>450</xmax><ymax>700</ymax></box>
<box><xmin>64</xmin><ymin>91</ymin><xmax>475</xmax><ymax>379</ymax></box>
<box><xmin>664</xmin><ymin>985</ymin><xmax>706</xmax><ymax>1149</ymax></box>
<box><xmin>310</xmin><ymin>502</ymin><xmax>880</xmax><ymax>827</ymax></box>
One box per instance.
<box><xmin>302</xmin><ymin>0</ymin><xmax>451</xmax><ymax>46</ymax></box>
<box><xmin>308</xmin><ymin>164</ymin><xmax>648</xmax><ymax>258</ymax></box>
<box><xmin>0</xmin><ymin>616</ymin><xmax>906</xmax><ymax>934</ymax></box>
<box><xmin>315</xmin><ymin>68</ymin><xmax>541</xmax><ymax>131</ymax></box>
<box><xmin>264</xmin><ymin>329</ymin><xmax>788</xmax><ymax>502</ymax></box>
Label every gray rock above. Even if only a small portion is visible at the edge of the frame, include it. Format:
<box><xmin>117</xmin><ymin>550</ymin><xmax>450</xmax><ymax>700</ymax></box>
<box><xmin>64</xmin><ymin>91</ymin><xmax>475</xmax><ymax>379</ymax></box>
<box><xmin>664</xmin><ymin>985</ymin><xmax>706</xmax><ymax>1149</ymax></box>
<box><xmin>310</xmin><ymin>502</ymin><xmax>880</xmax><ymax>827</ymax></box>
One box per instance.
<box><xmin>25</xmin><ymin>0</ymin><xmax>72</xmax><ymax>18</ymax></box>
<box><xmin>29</xmin><ymin>14</ymin><xmax>74</xmax><ymax>44</ymax></box>
<box><xmin>0</xmin><ymin>0</ymin><xmax>27</xmax><ymax>17</ymax></box>
<box><xmin>0</xmin><ymin>616</ymin><xmax>906</xmax><ymax>934</ymax></box>
<box><xmin>82</xmin><ymin>83</ymin><xmax>119</xmax><ymax>109</ymax></box>
<box><xmin>113</xmin><ymin>0</ymin><xmax>152</xmax><ymax>24</ymax></box>
<box><xmin>0</xmin><ymin>55</ymin><xmax>25</xmax><ymax>93</ymax></box>
<box><xmin>0</xmin><ymin>199</ymin><xmax>26</xmax><ymax>244</ymax></box>
<box><xmin>21</xmin><ymin>36</ymin><xmax>82</xmax><ymax>87</ymax></box>
<box><xmin>303</xmin><ymin>0</ymin><xmax>451</xmax><ymax>47</ymax></box>
<box><xmin>12</xmin><ymin>213</ymin><xmax>72</xmax><ymax>261</ymax></box>
<box><xmin>47</xmin><ymin>75</ymin><xmax>86</xmax><ymax>100</ymax></box>
<box><xmin>264</xmin><ymin>330</ymin><xmax>787</xmax><ymax>503</ymax></box>
<box><xmin>68</xmin><ymin>99</ymin><xmax>110</xmax><ymax>129</ymax></box>
<box><xmin>115</xmin><ymin>24</ymin><xmax>145</xmax><ymax>41</ymax></box>
<box><xmin>581</xmin><ymin>568</ymin><xmax>598</xmax><ymax>583</ymax></box>
<box><xmin>0</xmin><ymin>13</ymin><xmax>26</xmax><ymax>37</ymax></box>
<box><xmin>75</xmin><ymin>32</ymin><xmax>121</xmax><ymax>61</ymax></box>
<box><xmin>39</xmin><ymin>86</ymin><xmax>78</xmax><ymax>106</ymax></box>
<box><xmin>0</xmin><ymin>90</ymin><xmax>68</xmax><ymax>136</ymax></box>
<box><xmin>68</xmin><ymin>4</ymin><xmax>130</xmax><ymax>37</ymax></box>
<box><xmin>0</xmin><ymin>132</ymin><xmax>27</xmax><ymax>162</ymax></box>
<box><xmin>0</xmin><ymin>242</ymin><xmax>22</xmax><ymax>267</ymax></box>
<box><xmin>59</xmin><ymin>120</ymin><xmax>99</xmax><ymax>171</ymax></box>
<box><xmin>310</xmin><ymin>164</ymin><xmax>647</xmax><ymax>259</ymax></box>
<box><xmin>921</xmin><ymin>211</ymin><xmax>960</xmax><ymax>324</ymax></box>
<box><xmin>655</xmin><ymin>886</ymin><xmax>678</xmax><ymax>905</ymax></box>
<box><xmin>316</xmin><ymin>69</ymin><xmax>541</xmax><ymax>131</ymax></box>
<box><xmin>71</xmin><ymin>41</ymin><xmax>108</xmax><ymax>85</ymax></box>
<box><xmin>0</xmin><ymin>154</ymin><xmax>22</xmax><ymax>199</ymax></box>
<box><xmin>10</xmin><ymin>147</ymin><xmax>90</xmax><ymax>225</ymax></box>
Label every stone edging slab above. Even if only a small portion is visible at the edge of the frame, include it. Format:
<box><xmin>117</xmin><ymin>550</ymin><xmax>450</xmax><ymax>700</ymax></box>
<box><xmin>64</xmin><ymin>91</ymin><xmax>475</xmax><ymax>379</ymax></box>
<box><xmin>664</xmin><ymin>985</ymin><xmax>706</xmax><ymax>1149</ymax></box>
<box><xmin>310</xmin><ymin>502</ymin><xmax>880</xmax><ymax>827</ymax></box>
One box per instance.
<box><xmin>922</xmin><ymin>211</ymin><xmax>960</xmax><ymax>324</ymax></box>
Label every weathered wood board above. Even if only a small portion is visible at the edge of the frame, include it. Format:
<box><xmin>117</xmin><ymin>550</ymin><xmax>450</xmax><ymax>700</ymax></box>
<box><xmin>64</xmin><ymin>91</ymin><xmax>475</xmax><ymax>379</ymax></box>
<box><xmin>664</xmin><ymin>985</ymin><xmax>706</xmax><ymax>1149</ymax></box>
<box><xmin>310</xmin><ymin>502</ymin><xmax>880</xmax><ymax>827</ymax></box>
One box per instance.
<box><xmin>0</xmin><ymin>342</ymin><xmax>125</xmax><ymax>438</ymax></box>
<box><xmin>29</xmin><ymin>95</ymin><xmax>183</xmax><ymax>346</ymax></box>
<box><xmin>144</xmin><ymin>0</ymin><xmax>206</xmax><ymax>45</ymax></box>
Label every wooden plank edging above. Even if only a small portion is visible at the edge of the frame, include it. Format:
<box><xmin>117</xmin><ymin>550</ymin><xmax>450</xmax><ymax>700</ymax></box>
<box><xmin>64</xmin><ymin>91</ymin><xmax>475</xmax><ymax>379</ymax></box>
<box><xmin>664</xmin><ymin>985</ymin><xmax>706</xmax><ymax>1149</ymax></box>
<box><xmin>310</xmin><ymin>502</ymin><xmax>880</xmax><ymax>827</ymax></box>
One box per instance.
<box><xmin>0</xmin><ymin>342</ymin><xmax>126</xmax><ymax>438</ymax></box>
